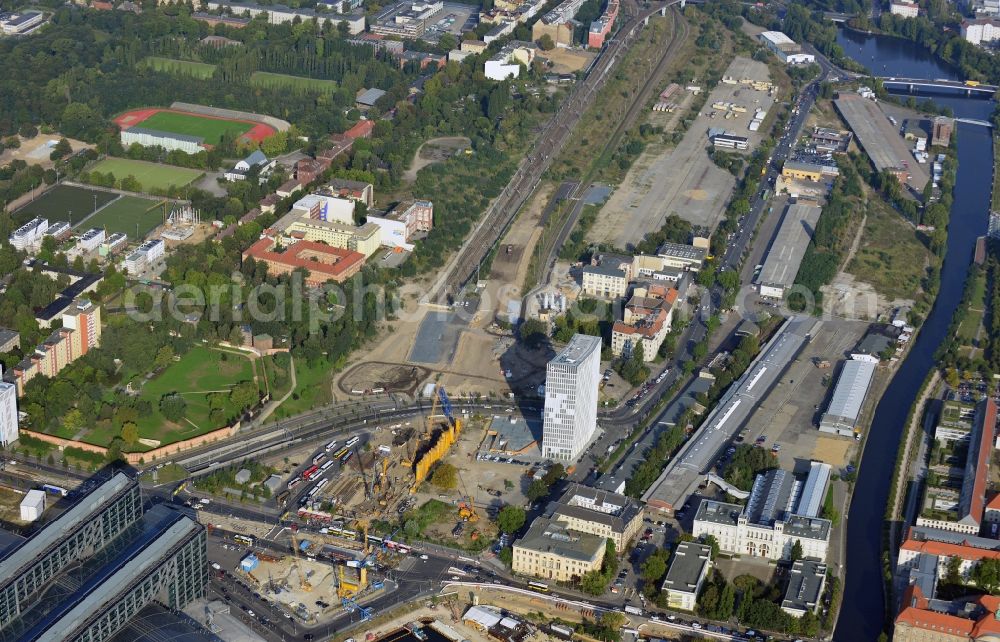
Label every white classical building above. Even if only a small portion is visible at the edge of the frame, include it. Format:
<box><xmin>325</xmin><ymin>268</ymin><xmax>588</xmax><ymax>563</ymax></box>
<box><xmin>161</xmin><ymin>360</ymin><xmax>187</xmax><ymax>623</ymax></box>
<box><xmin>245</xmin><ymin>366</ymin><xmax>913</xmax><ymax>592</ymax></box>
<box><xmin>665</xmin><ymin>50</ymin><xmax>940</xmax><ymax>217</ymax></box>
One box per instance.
<box><xmin>541</xmin><ymin>334</ymin><xmax>602</xmax><ymax>461</ymax></box>
<box><xmin>693</xmin><ymin>469</ymin><xmax>832</xmax><ymax>562</ymax></box>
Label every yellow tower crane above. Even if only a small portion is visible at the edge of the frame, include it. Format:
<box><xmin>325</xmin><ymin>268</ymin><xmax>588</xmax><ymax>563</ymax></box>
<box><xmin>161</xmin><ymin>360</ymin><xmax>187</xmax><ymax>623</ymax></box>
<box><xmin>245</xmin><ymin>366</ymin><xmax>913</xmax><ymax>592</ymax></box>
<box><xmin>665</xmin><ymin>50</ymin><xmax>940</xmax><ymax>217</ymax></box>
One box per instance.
<box><xmin>288</xmin><ymin>531</ymin><xmax>313</xmax><ymax>592</ymax></box>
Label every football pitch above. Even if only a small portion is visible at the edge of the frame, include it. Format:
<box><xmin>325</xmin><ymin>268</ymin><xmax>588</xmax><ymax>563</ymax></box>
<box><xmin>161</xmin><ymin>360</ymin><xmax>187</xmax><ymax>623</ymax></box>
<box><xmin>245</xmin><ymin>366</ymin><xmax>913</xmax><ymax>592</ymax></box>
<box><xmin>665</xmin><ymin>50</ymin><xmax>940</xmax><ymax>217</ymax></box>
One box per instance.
<box><xmin>82</xmin><ymin>195</ymin><xmax>164</xmax><ymax>239</ymax></box>
<box><xmin>14</xmin><ymin>185</ymin><xmax>118</xmax><ymax>224</ymax></box>
<box><xmin>139</xmin><ymin>111</ymin><xmax>253</xmax><ymax>144</ymax></box>
<box><xmin>89</xmin><ymin>158</ymin><xmax>203</xmax><ymax>191</ymax></box>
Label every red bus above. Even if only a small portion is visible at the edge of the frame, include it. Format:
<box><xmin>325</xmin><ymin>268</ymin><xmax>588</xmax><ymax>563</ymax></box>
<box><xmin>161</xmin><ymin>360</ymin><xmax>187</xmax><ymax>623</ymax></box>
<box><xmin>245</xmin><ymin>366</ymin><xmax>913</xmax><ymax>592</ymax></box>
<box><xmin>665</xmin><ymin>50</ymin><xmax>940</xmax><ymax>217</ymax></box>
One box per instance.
<box><xmin>302</xmin><ymin>465</ymin><xmax>319</xmax><ymax>480</ymax></box>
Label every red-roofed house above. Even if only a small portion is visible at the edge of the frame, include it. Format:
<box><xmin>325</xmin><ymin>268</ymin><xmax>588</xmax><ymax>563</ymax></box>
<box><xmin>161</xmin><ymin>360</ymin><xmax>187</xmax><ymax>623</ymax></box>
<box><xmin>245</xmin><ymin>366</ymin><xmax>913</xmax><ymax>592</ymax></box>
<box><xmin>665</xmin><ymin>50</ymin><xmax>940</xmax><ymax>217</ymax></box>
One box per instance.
<box><xmin>243</xmin><ymin>238</ymin><xmax>365</xmax><ymax>287</ymax></box>
<box><xmin>344</xmin><ymin>120</ymin><xmax>374</xmax><ymax>140</ymax></box>
<box><xmin>295</xmin><ymin>158</ymin><xmax>332</xmax><ymax>186</ymax></box>
<box><xmin>895</xmin><ymin>585</ymin><xmax>1000</xmax><ymax>641</ymax></box>
<box><xmin>610</xmin><ymin>285</ymin><xmax>679</xmax><ymax>362</ymax></box>
<box><xmin>918</xmin><ymin>398</ymin><xmax>998</xmax><ymax>535</ymax></box>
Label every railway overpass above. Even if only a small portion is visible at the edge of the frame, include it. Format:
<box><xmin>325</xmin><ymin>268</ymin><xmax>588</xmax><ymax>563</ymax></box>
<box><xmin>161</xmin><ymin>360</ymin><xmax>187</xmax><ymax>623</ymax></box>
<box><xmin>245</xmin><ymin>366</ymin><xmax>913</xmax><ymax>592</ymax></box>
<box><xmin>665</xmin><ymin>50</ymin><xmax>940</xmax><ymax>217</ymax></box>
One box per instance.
<box><xmin>877</xmin><ymin>77</ymin><xmax>997</xmax><ymax>96</ymax></box>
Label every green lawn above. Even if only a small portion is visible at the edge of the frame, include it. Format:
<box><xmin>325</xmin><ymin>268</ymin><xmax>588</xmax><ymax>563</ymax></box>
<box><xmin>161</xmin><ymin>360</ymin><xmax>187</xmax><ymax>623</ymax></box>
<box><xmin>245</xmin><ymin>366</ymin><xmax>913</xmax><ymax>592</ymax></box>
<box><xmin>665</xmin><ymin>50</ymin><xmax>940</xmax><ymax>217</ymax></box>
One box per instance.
<box><xmin>139</xmin><ymin>111</ymin><xmax>252</xmax><ymax>144</ymax></box>
<box><xmin>142</xmin><ymin>56</ymin><xmax>217</xmax><ymax>79</ymax></box>
<box><xmin>250</xmin><ymin>71</ymin><xmax>338</xmax><ymax>93</ymax></box>
<box><xmin>79</xmin><ymin>195</ymin><xmax>164</xmax><ymax>239</ymax></box>
<box><xmin>80</xmin><ymin>347</ymin><xmax>264</xmax><ymax>449</ymax></box>
<box><xmin>958</xmin><ymin>270</ymin><xmax>987</xmax><ymax>343</ymax></box>
<box><xmin>88</xmin><ymin>158</ymin><xmax>203</xmax><ymax>192</ymax></box>
<box><xmin>273</xmin><ymin>358</ymin><xmax>332</xmax><ymax>419</ymax></box>
<box><xmin>846</xmin><ymin>200</ymin><xmax>936</xmax><ymax>301</ymax></box>
<box><xmin>13</xmin><ymin>184</ymin><xmax>118</xmax><ymax>224</ymax></box>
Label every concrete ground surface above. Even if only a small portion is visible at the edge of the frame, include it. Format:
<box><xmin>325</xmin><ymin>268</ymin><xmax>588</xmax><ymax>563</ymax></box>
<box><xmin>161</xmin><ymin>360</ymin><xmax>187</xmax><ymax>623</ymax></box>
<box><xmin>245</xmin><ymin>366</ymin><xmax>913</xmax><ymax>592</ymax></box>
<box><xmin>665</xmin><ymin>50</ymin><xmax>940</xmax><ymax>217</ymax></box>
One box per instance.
<box><xmin>588</xmin><ymin>56</ymin><xmax>775</xmax><ymax>247</ymax></box>
<box><xmin>538</xmin><ymin>47</ymin><xmax>597</xmax><ymax>74</ymax></box>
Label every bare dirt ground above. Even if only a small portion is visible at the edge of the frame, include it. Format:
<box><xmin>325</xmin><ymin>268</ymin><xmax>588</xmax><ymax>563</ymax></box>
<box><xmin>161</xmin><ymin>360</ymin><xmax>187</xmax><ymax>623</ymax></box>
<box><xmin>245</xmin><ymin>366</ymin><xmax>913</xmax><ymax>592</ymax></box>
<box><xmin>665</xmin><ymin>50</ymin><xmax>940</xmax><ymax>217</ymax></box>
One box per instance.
<box><xmin>337</xmin><ymin>362</ymin><xmax>431</xmax><ymax>397</ymax></box>
<box><xmin>403</xmin><ymin>136</ymin><xmax>471</xmax><ymax>182</ymax></box>
<box><xmin>537</xmin><ymin>47</ymin><xmax>597</xmax><ymax>74</ymax></box>
<box><xmin>0</xmin><ymin>486</ymin><xmax>28</xmax><ymax>526</ymax></box>
<box><xmin>0</xmin><ymin>133</ymin><xmax>93</xmax><ymax>170</ymax></box>
<box><xmin>587</xmin><ymin>57</ymin><xmax>775</xmax><ymax>247</ymax></box>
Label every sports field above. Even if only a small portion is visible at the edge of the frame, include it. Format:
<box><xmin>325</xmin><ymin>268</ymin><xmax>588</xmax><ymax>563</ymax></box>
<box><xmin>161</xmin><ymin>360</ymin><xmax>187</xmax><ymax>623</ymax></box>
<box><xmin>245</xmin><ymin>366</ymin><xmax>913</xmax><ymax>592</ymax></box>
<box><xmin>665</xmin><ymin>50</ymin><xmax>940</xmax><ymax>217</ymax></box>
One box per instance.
<box><xmin>82</xmin><ymin>195</ymin><xmax>164</xmax><ymax>238</ymax></box>
<box><xmin>14</xmin><ymin>184</ymin><xmax>118</xmax><ymax>224</ymax></box>
<box><xmin>89</xmin><ymin>157</ymin><xmax>203</xmax><ymax>191</ymax></box>
<box><xmin>142</xmin><ymin>56</ymin><xmax>217</xmax><ymax>79</ymax></box>
<box><xmin>139</xmin><ymin>111</ymin><xmax>253</xmax><ymax>144</ymax></box>
<box><xmin>250</xmin><ymin>71</ymin><xmax>338</xmax><ymax>93</ymax></box>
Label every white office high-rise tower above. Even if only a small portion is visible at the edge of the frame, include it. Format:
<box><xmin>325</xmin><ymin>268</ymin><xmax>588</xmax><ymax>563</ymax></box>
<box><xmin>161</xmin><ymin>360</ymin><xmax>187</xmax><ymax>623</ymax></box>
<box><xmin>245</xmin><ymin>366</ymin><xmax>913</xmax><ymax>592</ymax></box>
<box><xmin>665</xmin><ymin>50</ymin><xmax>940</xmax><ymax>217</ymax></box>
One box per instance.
<box><xmin>542</xmin><ymin>333</ymin><xmax>602</xmax><ymax>461</ymax></box>
<box><xmin>0</xmin><ymin>366</ymin><xmax>18</xmax><ymax>446</ymax></box>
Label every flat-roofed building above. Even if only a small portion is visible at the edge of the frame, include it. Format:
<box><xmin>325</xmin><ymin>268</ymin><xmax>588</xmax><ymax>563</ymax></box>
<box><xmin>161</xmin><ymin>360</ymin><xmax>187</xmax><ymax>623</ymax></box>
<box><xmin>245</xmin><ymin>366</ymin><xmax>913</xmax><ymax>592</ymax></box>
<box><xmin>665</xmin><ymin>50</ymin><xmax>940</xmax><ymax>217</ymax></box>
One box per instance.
<box><xmin>781</xmin><ymin>560</ymin><xmax>827</xmax><ymax>617</ymax></box>
<box><xmin>542</xmin><ymin>334</ymin><xmax>602</xmax><ymax>461</ymax></box>
<box><xmin>548</xmin><ymin>484</ymin><xmax>643</xmax><ymax>551</ymax></box>
<box><xmin>0</xmin><ymin>472</ymin><xmax>142</xmax><ymax>630</ymax></box>
<box><xmin>323</xmin><ymin>178</ymin><xmax>374</xmax><ymax>207</ymax></box>
<box><xmin>511</xmin><ymin>517</ymin><xmax>606</xmax><ymax>582</ymax></box>
<box><xmin>385</xmin><ymin>200</ymin><xmax>433</xmax><ymax>239</ymax></box>
<box><xmin>0</xmin><ymin>329</ymin><xmax>19</xmax><ymax>354</ymax></box>
<box><xmin>758</xmin><ymin>31</ymin><xmax>815</xmax><ymax>64</ymax></box>
<box><xmin>656</xmin><ymin>242</ymin><xmax>706</xmax><ymax>271</ymax></box>
<box><xmin>662</xmin><ymin>542</ymin><xmax>712</xmax><ymax>611</ymax></box>
<box><xmin>9</xmin><ymin>218</ymin><xmax>48</xmax><ymax>251</ymax></box>
<box><xmin>19</xmin><ymin>504</ymin><xmax>207</xmax><ymax>642</ymax></box>
<box><xmin>781</xmin><ymin>160</ymin><xmax>838</xmax><ymax>182</ymax></box>
<box><xmin>755</xmin><ymin>203</ymin><xmax>823</xmax><ymax>299</ymax></box>
<box><xmin>818</xmin><ymin>359</ymin><xmax>877</xmax><ymax>436</ymax></box>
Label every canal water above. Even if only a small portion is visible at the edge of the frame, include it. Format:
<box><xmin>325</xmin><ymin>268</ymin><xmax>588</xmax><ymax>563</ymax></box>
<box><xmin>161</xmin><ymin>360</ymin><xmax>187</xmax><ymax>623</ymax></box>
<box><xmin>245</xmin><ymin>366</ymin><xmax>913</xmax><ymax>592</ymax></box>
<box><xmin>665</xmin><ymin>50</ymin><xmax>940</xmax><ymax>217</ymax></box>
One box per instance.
<box><xmin>831</xmin><ymin>28</ymin><xmax>995</xmax><ymax>641</ymax></box>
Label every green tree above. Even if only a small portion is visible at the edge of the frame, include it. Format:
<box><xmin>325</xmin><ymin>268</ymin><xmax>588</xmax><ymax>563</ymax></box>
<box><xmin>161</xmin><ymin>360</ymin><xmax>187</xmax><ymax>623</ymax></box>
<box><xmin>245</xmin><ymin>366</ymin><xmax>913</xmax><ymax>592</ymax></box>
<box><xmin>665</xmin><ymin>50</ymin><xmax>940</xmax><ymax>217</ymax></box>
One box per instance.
<box><xmin>519</xmin><ymin>318</ymin><xmax>549</xmax><ymax>347</ymax></box>
<box><xmin>600</xmin><ymin>612</ymin><xmax>625</xmax><ymax>631</ymax></box>
<box><xmin>527</xmin><ymin>479</ymin><xmax>549</xmax><ymax>502</ymax></box>
<box><xmin>63</xmin><ymin>408</ymin><xmax>85</xmax><ymax>435</ymax></box>
<box><xmin>160</xmin><ymin>394</ymin><xmax>187</xmax><ymax>422</ymax></box>
<box><xmin>704</xmin><ymin>534</ymin><xmax>720</xmax><ymax>558</ymax></box>
<box><xmin>403</xmin><ymin>518</ymin><xmax>419</xmax><ymax>536</ymax></box>
<box><xmin>431</xmin><ymin>462</ymin><xmax>458</xmax><ymax>490</ymax></box>
<box><xmin>496</xmin><ymin>505</ymin><xmax>526</xmax><ymax>534</ymax></box>
<box><xmin>542</xmin><ymin>463</ymin><xmax>566</xmax><ymax>485</ymax></box>
<box><xmin>121</xmin><ymin>422</ymin><xmax>139</xmax><ymax>446</ymax></box>
<box><xmin>973</xmin><ymin>558</ymin><xmax>1000</xmax><ymax>594</ymax></box>
<box><xmin>153</xmin><ymin>345</ymin><xmax>174</xmax><ymax>370</ymax></box>
<box><xmin>229</xmin><ymin>381</ymin><xmax>259</xmax><ymax>411</ymax></box>
<box><xmin>717</xmin><ymin>582</ymin><xmax>735</xmax><ymax>620</ymax></box>
<box><xmin>642</xmin><ymin>554</ymin><xmax>667</xmax><ymax>583</ymax></box>
<box><xmin>538</xmin><ymin>34</ymin><xmax>556</xmax><ymax>50</ymax></box>
<box><xmin>945</xmin><ymin>555</ymin><xmax>963</xmax><ymax>585</ymax></box>
<box><xmin>791</xmin><ymin>539</ymin><xmax>803</xmax><ymax>562</ymax></box>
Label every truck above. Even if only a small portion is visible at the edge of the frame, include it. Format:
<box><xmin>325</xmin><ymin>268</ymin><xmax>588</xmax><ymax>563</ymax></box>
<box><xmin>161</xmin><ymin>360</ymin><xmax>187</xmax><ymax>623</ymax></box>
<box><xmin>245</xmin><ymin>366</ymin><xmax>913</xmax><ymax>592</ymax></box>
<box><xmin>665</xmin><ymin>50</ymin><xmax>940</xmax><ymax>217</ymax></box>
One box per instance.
<box><xmin>624</xmin><ymin>605</ymin><xmax>644</xmax><ymax>616</ymax></box>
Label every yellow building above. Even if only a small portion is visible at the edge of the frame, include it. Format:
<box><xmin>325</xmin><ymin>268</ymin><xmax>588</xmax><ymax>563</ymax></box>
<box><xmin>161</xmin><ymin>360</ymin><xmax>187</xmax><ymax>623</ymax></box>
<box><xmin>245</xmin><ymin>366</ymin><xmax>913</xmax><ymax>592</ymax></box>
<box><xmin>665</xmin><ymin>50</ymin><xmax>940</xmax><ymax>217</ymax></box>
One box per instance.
<box><xmin>280</xmin><ymin>218</ymin><xmax>381</xmax><ymax>258</ymax></box>
<box><xmin>782</xmin><ymin>160</ymin><xmax>826</xmax><ymax>182</ymax></box>
<box><xmin>549</xmin><ymin>484</ymin><xmax>644</xmax><ymax>552</ymax></box>
<box><xmin>512</xmin><ymin>517</ymin><xmax>605</xmax><ymax>582</ymax></box>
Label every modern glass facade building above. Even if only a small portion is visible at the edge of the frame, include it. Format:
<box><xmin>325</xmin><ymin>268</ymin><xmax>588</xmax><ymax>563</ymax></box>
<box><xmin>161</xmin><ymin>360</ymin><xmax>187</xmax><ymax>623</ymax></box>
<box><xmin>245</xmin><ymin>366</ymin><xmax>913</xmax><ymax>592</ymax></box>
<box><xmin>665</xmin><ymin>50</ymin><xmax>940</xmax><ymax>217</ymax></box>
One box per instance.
<box><xmin>0</xmin><ymin>472</ymin><xmax>142</xmax><ymax>631</ymax></box>
<box><xmin>542</xmin><ymin>334</ymin><xmax>602</xmax><ymax>461</ymax></box>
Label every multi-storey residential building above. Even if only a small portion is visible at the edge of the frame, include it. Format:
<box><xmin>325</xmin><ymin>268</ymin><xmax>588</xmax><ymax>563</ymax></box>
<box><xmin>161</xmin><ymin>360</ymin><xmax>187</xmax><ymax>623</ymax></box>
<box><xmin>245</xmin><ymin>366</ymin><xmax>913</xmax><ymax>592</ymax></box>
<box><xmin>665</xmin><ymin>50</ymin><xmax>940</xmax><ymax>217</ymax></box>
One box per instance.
<box><xmin>610</xmin><ymin>284</ymin><xmax>678</xmax><ymax>361</ymax></box>
<box><xmin>9</xmin><ymin>218</ymin><xmax>48</xmax><ymax>251</ymax></box>
<box><xmin>662</xmin><ymin>542</ymin><xmax>712</xmax><ymax>611</ymax></box>
<box><xmin>511</xmin><ymin>517</ymin><xmax>605</xmax><ymax>582</ymax></box>
<box><xmin>548</xmin><ymin>484</ymin><xmax>643</xmax><ymax>551</ymax></box>
<box><xmin>581</xmin><ymin>265</ymin><xmax>627</xmax><ymax>299</ymax></box>
<box><xmin>123</xmin><ymin>239</ymin><xmax>165</xmax><ymax>276</ymax></box>
<box><xmin>11</xmin><ymin>299</ymin><xmax>102</xmax><ymax>396</ymax></box>
<box><xmin>542</xmin><ymin>334</ymin><xmax>602</xmax><ymax>461</ymax></box>
<box><xmin>894</xmin><ymin>585</ymin><xmax>1000</xmax><ymax>642</ymax></box>
<box><xmin>962</xmin><ymin>17</ymin><xmax>1000</xmax><ymax>44</ymax></box>
<box><xmin>890</xmin><ymin>0</ymin><xmax>919</xmax><ymax>16</ymax></box>
<box><xmin>693</xmin><ymin>469</ymin><xmax>832</xmax><ymax>562</ymax></box>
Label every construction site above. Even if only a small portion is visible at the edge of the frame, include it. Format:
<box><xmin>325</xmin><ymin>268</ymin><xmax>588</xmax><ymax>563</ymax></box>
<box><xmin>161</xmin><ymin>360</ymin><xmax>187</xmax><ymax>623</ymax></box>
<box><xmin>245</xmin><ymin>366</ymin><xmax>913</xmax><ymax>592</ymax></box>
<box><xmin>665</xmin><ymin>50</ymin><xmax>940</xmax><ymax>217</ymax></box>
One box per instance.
<box><xmin>234</xmin><ymin>387</ymin><xmax>496</xmax><ymax>621</ymax></box>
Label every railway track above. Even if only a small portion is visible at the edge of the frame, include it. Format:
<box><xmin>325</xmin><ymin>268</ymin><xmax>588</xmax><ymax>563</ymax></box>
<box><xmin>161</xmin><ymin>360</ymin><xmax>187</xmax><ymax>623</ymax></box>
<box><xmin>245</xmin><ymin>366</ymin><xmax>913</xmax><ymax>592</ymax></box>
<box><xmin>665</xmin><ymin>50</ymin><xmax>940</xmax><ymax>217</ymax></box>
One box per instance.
<box><xmin>426</xmin><ymin>0</ymin><xmax>678</xmax><ymax>301</ymax></box>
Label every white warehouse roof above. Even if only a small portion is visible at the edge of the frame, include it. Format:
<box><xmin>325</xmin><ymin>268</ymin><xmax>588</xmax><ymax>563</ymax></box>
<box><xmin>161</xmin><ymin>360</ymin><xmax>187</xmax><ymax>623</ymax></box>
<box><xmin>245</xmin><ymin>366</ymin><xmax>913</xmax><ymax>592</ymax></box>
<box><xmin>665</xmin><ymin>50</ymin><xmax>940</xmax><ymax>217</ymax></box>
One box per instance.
<box><xmin>820</xmin><ymin>360</ymin><xmax>877</xmax><ymax>433</ymax></box>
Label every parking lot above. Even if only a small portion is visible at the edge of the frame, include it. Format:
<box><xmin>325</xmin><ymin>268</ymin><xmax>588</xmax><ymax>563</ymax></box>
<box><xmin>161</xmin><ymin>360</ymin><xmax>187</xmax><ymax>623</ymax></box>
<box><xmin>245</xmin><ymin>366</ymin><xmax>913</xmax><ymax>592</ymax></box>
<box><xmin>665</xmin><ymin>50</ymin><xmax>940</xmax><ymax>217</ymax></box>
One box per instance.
<box><xmin>588</xmin><ymin>57</ymin><xmax>777</xmax><ymax>247</ymax></box>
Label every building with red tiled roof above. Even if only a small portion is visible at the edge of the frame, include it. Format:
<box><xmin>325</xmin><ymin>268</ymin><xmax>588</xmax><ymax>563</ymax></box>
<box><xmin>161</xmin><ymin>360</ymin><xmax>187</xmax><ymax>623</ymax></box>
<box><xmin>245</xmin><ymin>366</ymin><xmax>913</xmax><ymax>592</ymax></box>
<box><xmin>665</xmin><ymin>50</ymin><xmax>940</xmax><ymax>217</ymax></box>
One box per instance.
<box><xmin>344</xmin><ymin>120</ymin><xmax>374</xmax><ymax>140</ymax></box>
<box><xmin>242</xmin><ymin>238</ymin><xmax>365</xmax><ymax>287</ymax></box>
<box><xmin>895</xmin><ymin>584</ymin><xmax>1000</xmax><ymax>641</ymax></box>
<box><xmin>918</xmin><ymin>398</ymin><xmax>998</xmax><ymax>535</ymax></box>
<box><xmin>610</xmin><ymin>285</ymin><xmax>678</xmax><ymax>362</ymax></box>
